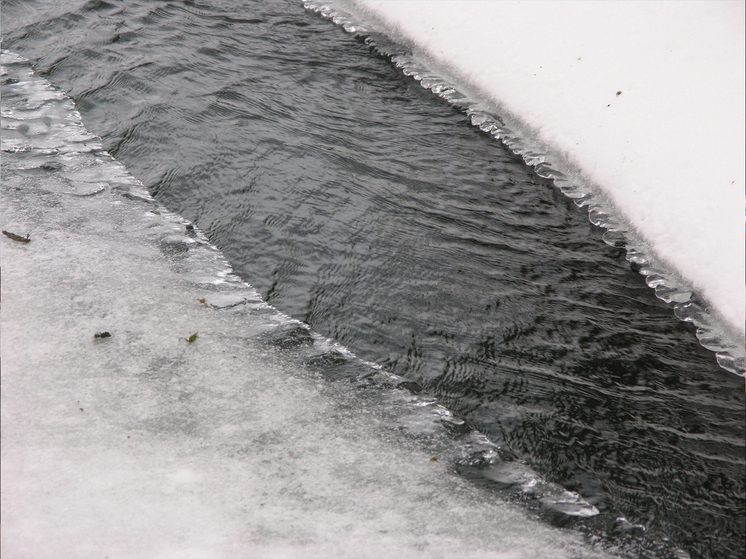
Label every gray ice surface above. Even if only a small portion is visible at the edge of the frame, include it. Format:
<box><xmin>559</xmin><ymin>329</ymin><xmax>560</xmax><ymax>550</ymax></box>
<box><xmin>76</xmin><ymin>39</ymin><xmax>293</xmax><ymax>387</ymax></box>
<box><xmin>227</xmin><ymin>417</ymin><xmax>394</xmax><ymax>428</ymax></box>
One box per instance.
<box><xmin>0</xmin><ymin>51</ymin><xmax>613</xmax><ymax>558</ymax></box>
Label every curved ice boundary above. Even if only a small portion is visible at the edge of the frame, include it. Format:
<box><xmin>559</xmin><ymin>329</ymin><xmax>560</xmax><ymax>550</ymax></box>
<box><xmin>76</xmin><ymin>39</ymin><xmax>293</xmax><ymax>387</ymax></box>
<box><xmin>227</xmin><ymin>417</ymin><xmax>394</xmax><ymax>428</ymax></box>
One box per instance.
<box><xmin>302</xmin><ymin>1</ymin><xmax>745</xmax><ymax>378</ymax></box>
<box><xmin>0</xmin><ymin>50</ymin><xmax>640</xmax><ymax>558</ymax></box>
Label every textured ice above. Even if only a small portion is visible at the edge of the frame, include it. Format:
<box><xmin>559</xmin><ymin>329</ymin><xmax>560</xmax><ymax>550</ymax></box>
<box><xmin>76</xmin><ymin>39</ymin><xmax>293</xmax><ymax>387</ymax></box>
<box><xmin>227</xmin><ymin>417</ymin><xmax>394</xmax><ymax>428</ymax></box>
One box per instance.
<box><xmin>0</xmin><ymin>52</ymin><xmax>614</xmax><ymax>558</ymax></box>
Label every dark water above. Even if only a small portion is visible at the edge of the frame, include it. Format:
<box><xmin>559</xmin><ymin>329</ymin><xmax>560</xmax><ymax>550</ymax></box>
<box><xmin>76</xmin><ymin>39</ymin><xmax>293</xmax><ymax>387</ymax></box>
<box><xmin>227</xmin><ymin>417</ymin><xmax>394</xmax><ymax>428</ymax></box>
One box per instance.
<box><xmin>3</xmin><ymin>1</ymin><xmax>744</xmax><ymax>557</ymax></box>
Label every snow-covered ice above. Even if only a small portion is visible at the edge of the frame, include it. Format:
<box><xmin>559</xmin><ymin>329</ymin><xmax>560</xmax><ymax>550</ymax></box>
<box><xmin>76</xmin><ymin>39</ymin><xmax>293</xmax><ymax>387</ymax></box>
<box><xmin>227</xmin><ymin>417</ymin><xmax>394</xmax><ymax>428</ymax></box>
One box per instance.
<box><xmin>334</xmin><ymin>0</ymin><xmax>745</xmax><ymax>336</ymax></box>
<box><xmin>0</xmin><ymin>52</ymin><xmax>615</xmax><ymax>558</ymax></box>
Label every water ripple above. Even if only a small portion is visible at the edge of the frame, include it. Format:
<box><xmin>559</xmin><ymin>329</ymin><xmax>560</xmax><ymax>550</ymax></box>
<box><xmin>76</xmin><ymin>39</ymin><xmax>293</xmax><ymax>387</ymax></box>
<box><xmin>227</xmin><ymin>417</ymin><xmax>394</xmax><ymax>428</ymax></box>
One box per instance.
<box><xmin>3</xmin><ymin>2</ymin><xmax>743</xmax><ymax>558</ymax></box>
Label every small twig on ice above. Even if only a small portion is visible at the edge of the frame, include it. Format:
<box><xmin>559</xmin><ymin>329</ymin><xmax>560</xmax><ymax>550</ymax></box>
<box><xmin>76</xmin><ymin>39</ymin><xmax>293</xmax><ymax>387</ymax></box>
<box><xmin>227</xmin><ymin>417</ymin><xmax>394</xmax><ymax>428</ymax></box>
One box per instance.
<box><xmin>2</xmin><ymin>230</ymin><xmax>30</xmax><ymax>243</ymax></box>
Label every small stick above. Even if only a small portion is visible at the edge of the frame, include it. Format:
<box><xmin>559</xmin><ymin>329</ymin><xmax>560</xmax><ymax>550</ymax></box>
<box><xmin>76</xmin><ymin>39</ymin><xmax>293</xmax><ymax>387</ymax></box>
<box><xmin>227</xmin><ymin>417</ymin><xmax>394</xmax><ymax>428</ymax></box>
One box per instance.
<box><xmin>2</xmin><ymin>230</ymin><xmax>30</xmax><ymax>243</ymax></box>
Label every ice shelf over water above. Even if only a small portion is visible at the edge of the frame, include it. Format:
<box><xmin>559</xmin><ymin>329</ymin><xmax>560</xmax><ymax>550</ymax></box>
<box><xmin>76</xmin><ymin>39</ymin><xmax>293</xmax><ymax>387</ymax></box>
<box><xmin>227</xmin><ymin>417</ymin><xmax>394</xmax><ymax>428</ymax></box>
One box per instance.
<box><xmin>332</xmin><ymin>0</ymin><xmax>745</xmax><ymax>337</ymax></box>
<box><xmin>0</xmin><ymin>52</ymin><xmax>617</xmax><ymax>558</ymax></box>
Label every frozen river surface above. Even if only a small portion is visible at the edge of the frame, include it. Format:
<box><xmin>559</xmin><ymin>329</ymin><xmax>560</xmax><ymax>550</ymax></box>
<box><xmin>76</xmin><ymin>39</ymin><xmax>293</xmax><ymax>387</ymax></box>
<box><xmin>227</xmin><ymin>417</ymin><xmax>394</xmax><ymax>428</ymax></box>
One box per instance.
<box><xmin>1</xmin><ymin>1</ymin><xmax>744</xmax><ymax>558</ymax></box>
<box><xmin>1</xmin><ymin>52</ymin><xmax>616</xmax><ymax>559</ymax></box>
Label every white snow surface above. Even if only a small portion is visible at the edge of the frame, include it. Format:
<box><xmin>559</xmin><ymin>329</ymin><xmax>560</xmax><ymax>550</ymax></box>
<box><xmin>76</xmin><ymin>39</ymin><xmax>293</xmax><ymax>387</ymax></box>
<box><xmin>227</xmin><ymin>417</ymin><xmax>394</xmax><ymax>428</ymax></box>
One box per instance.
<box><xmin>351</xmin><ymin>0</ymin><xmax>745</xmax><ymax>335</ymax></box>
<box><xmin>0</xmin><ymin>53</ymin><xmax>613</xmax><ymax>558</ymax></box>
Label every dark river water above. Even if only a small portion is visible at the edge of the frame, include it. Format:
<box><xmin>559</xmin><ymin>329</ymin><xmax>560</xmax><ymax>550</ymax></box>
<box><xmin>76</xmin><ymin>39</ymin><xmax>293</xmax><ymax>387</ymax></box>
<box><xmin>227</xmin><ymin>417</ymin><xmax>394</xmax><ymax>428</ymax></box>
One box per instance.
<box><xmin>3</xmin><ymin>1</ymin><xmax>744</xmax><ymax>557</ymax></box>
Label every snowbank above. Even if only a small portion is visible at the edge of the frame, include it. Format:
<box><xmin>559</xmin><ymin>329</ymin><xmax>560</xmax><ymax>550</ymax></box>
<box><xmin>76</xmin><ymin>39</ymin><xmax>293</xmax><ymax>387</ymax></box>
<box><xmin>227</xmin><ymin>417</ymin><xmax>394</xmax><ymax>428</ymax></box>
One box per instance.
<box><xmin>0</xmin><ymin>52</ymin><xmax>611</xmax><ymax>558</ymax></box>
<box><xmin>349</xmin><ymin>0</ymin><xmax>745</xmax><ymax>335</ymax></box>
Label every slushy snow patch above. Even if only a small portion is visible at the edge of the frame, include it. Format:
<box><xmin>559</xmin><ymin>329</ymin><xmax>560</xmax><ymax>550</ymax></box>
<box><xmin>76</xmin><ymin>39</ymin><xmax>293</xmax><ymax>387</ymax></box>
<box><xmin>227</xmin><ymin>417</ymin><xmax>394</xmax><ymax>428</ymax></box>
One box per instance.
<box><xmin>348</xmin><ymin>0</ymin><xmax>745</xmax><ymax>335</ymax></box>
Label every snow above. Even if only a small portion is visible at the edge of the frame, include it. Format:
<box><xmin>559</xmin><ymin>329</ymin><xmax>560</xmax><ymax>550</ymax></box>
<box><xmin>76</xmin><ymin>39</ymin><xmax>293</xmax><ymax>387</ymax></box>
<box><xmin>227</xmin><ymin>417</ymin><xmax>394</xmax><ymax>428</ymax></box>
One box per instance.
<box><xmin>345</xmin><ymin>0</ymin><xmax>745</xmax><ymax>335</ymax></box>
<box><xmin>0</xmin><ymin>52</ymin><xmax>613</xmax><ymax>558</ymax></box>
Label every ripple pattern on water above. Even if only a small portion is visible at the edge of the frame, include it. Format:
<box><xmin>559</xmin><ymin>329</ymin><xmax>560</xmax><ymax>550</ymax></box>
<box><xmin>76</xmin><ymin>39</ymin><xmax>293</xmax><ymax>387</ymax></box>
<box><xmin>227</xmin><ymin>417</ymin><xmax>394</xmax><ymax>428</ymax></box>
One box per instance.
<box><xmin>3</xmin><ymin>2</ymin><xmax>744</xmax><ymax>558</ymax></box>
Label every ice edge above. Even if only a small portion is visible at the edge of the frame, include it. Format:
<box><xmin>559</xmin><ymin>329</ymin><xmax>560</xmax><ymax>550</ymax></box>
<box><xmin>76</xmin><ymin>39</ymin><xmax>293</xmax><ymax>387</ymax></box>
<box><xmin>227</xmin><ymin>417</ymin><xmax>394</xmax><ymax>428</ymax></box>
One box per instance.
<box><xmin>302</xmin><ymin>0</ymin><xmax>745</xmax><ymax>378</ymax></box>
<box><xmin>0</xmin><ymin>48</ymin><xmax>627</xmax><ymax>532</ymax></box>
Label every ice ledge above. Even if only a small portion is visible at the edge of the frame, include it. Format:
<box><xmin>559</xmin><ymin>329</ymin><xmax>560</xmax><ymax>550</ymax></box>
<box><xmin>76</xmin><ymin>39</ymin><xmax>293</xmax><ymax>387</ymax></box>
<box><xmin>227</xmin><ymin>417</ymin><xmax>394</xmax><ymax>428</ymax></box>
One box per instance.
<box><xmin>303</xmin><ymin>0</ymin><xmax>745</xmax><ymax>376</ymax></box>
<box><xmin>1</xmin><ymin>51</ymin><xmax>617</xmax><ymax>558</ymax></box>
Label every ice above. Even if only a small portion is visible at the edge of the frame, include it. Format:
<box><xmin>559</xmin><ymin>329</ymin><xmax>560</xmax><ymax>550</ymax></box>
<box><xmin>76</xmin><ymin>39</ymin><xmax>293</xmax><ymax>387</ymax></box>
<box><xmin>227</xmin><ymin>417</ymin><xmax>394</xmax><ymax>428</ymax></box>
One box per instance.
<box><xmin>327</xmin><ymin>0</ymin><xmax>745</xmax><ymax>337</ymax></box>
<box><xmin>0</xmin><ymin>52</ymin><xmax>614</xmax><ymax>558</ymax></box>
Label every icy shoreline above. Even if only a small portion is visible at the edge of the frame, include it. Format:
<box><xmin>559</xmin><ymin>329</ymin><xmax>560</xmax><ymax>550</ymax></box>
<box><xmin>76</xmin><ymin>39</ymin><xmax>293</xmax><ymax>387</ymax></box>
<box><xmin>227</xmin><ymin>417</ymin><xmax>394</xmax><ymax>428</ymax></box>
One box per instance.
<box><xmin>1</xmin><ymin>52</ymin><xmax>619</xmax><ymax>558</ymax></box>
<box><xmin>354</xmin><ymin>0</ymin><xmax>745</xmax><ymax>334</ymax></box>
<box><xmin>304</xmin><ymin>0</ymin><xmax>745</xmax><ymax>374</ymax></box>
